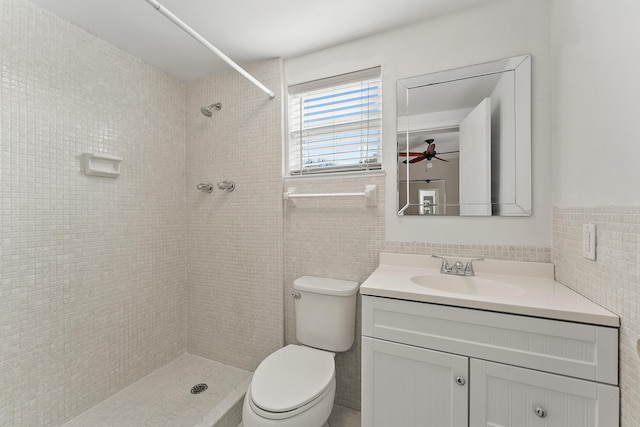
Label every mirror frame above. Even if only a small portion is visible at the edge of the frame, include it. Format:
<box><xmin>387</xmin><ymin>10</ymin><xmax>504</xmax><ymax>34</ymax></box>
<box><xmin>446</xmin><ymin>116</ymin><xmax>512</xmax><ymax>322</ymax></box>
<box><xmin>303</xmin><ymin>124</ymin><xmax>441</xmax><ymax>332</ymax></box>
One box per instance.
<box><xmin>397</xmin><ymin>54</ymin><xmax>531</xmax><ymax>216</ymax></box>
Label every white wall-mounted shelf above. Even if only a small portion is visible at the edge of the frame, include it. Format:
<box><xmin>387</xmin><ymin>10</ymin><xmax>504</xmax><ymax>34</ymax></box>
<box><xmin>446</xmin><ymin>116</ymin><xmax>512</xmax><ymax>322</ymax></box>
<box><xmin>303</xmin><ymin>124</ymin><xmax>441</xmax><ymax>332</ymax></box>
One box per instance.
<box><xmin>81</xmin><ymin>153</ymin><xmax>122</xmax><ymax>178</ymax></box>
<box><xmin>283</xmin><ymin>184</ymin><xmax>377</xmax><ymax>207</ymax></box>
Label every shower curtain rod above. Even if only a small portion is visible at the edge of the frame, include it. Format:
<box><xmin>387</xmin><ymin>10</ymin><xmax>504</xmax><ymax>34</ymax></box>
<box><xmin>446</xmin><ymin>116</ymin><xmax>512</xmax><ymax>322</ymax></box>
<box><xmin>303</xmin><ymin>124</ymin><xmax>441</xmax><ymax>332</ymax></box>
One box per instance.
<box><xmin>144</xmin><ymin>0</ymin><xmax>276</xmax><ymax>99</ymax></box>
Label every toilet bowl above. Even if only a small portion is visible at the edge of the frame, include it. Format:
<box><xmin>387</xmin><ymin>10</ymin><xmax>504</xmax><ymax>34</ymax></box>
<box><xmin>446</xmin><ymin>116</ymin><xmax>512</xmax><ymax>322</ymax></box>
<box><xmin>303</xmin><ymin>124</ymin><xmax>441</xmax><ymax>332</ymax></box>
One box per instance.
<box><xmin>242</xmin><ymin>276</ymin><xmax>360</xmax><ymax>427</ymax></box>
<box><xmin>243</xmin><ymin>345</ymin><xmax>336</xmax><ymax>427</ymax></box>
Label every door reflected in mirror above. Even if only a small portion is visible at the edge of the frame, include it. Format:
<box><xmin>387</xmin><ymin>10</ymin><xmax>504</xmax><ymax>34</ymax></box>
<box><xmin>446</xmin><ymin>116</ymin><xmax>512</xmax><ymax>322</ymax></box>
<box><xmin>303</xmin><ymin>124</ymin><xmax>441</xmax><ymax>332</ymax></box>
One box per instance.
<box><xmin>397</xmin><ymin>55</ymin><xmax>531</xmax><ymax>216</ymax></box>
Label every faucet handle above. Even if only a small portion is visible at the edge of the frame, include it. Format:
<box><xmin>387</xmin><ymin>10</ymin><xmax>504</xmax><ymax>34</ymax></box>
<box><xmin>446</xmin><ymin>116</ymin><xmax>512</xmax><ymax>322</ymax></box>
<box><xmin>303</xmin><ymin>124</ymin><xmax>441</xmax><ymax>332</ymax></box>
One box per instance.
<box><xmin>432</xmin><ymin>255</ymin><xmax>452</xmax><ymax>273</ymax></box>
<box><xmin>464</xmin><ymin>258</ymin><xmax>484</xmax><ymax>275</ymax></box>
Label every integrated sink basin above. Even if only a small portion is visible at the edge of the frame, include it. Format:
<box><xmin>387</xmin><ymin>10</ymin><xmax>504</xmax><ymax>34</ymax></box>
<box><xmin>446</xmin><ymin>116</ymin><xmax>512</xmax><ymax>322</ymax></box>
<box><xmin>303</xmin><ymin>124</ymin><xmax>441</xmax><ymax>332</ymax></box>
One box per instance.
<box><xmin>360</xmin><ymin>253</ymin><xmax>620</xmax><ymax>327</ymax></box>
<box><xmin>410</xmin><ymin>274</ymin><xmax>526</xmax><ymax>297</ymax></box>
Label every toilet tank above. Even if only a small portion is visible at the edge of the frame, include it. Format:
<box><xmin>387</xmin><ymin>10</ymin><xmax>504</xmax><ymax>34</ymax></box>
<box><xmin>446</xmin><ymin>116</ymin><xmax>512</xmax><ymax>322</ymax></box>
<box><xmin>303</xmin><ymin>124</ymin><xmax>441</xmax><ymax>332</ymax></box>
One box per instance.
<box><xmin>293</xmin><ymin>276</ymin><xmax>360</xmax><ymax>352</ymax></box>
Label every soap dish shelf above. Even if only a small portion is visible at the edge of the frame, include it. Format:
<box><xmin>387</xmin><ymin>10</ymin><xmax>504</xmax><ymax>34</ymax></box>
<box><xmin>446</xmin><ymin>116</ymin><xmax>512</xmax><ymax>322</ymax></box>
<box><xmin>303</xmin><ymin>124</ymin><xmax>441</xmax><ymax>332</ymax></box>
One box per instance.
<box><xmin>81</xmin><ymin>153</ymin><xmax>122</xmax><ymax>178</ymax></box>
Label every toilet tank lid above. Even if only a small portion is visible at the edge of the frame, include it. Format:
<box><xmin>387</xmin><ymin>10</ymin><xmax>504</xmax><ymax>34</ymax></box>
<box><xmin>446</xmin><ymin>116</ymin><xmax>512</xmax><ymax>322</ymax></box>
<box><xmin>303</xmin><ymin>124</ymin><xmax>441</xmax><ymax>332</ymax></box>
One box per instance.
<box><xmin>293</xmin><ymin>276</ymin><xmax>359</xmax><ymax>296</ymax></box>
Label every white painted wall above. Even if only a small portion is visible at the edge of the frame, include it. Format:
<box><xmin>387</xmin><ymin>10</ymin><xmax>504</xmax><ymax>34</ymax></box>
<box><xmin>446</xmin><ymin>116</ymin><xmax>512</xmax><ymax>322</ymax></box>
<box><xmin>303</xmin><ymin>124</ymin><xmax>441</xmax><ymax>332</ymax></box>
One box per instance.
<box><xmin>551</xmin><ymin>0</ymin><xmax>640</xmax><ymax>207</ymax></box>
<box><xmin>285</xmin><ymin>0</ymin><xmax>552</xmax><ymax>245</ymax></box>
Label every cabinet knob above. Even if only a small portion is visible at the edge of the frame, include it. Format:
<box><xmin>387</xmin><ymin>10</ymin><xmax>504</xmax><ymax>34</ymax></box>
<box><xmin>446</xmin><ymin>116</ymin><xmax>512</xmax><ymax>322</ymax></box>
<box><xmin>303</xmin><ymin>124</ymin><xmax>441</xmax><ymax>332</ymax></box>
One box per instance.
<box><xmin>455</xmin><ymin>376</ymin><xmax>466</xmax><ymax>386</ymax></box>
<box><xmin>534</xmin><ymin>407</ymin><xmax>547</xmax><ymax>418</ymax></box>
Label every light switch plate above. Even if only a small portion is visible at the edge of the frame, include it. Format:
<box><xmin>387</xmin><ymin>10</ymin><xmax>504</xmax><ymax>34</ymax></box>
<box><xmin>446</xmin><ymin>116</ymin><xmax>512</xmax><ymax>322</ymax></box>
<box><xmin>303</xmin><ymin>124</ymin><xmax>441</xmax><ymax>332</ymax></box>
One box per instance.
<box><xmin>583</xmin><ymin>223</ymin><xmax>596</xmax><ymax>260</ymax></box>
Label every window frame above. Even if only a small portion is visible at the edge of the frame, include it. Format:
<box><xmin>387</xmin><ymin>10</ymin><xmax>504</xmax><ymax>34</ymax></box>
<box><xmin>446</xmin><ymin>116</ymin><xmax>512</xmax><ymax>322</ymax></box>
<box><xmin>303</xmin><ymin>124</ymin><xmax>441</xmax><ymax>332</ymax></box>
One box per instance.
<box><xmin>286</xmin><ymin>67</ymin><xmax>383</xmax><ymax>177</ymax></box>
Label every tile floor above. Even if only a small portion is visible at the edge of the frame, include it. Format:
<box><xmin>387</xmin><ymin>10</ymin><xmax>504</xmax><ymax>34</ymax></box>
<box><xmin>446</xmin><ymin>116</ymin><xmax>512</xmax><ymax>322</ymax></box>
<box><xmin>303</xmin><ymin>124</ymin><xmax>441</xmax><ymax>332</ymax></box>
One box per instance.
<box><xmin>237</xmin><ymin>404</ymin><xmax>361</xmax><ymax>427</ymax></box>
<box><xmin>327</xmin><ymin>404</ymin><xmax>362</xmax><ymax>427</ymax></box>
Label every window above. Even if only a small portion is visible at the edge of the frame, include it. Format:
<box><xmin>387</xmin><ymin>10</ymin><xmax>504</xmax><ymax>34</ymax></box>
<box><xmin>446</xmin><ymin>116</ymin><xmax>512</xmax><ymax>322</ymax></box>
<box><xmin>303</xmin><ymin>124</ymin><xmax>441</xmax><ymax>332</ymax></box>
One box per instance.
<box><xmin>287</xmin><ymin>67</ymin><xmax>382</xmax><ymax>175</ymax></box>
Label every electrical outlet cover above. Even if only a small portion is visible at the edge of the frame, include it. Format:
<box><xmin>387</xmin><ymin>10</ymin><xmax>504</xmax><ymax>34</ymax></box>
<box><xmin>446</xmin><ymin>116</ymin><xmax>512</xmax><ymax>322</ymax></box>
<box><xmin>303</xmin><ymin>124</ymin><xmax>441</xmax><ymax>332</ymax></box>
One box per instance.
<box><xmin>583</xmin><ymin>223</ymin><xmax>596</xmax><ymax>260</ymax></box>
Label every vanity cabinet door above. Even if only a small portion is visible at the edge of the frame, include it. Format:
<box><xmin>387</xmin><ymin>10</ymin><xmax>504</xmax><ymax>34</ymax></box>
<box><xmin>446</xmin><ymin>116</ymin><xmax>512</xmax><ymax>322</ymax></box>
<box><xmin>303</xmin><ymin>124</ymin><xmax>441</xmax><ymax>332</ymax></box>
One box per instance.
<box><xmin>469</xmin><ymin>359</ymin><xmax>619</xmax><ymax>427</ymax></box>
<box><xmin>362</xmin><ymin>337</ymin><xmax>469</xmax><ymax>427</ymax></box>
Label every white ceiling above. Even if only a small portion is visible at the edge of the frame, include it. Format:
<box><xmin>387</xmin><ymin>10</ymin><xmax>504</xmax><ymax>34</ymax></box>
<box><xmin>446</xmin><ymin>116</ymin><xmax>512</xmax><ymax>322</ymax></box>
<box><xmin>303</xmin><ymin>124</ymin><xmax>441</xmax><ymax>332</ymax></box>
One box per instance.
<box><xmin>29</xmin><ymin>0</ymin><xmax>497</xmax><ymax>81</ymax></box>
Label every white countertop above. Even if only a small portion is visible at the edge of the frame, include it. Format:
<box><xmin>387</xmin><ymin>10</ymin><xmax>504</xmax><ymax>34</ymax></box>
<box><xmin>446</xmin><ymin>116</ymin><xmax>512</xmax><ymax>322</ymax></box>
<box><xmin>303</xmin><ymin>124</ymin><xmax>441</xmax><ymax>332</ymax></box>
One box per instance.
<box><xmin>360</xmin><ymin>253</ymin><xmax>619</xmax><ymax>327</ymax></box>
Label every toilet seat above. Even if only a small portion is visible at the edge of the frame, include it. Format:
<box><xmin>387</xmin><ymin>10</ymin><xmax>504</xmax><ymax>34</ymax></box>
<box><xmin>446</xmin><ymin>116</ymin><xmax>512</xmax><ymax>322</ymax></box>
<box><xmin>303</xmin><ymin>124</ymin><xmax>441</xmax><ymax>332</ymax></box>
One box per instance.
<box><xmin>250</xmin><ymin>345</ymin><xmax>335</xmax><ymax>416</ymax></box>
<box><xmin>247</xmin><ymin>376</ymin><xmax>336</xmax><ymax>421</ymax></box>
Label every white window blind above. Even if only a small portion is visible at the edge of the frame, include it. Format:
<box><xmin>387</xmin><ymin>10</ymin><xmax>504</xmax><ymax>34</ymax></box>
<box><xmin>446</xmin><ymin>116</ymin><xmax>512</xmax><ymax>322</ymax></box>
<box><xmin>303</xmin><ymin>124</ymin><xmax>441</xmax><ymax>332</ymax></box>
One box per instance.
<box><xmin>288</xmin><ymin>67</ymin><xmax>382</xmax><ymax>175</ymax></box>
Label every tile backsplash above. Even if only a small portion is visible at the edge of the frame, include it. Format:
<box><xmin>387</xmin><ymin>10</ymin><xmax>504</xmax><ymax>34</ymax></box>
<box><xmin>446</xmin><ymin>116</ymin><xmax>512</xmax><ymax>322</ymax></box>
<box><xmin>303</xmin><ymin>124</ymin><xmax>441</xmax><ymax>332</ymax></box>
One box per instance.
<box><xmin>379</xmin><ymin>241</ymin><xmax>551</xmax><ymax>263</ymax></box>
<box><xmin>553</xmin><ymin>207</ymin><xmax>640</xmax><ymax>427</ymax></box>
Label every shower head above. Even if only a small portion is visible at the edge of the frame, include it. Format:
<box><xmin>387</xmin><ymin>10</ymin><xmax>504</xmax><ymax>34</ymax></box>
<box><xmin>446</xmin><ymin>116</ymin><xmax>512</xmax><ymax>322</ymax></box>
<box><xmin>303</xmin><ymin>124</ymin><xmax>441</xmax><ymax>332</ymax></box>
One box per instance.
<box><xmin>200</xmin><ymin>103</ymin><xmax>222</xmax><ymax>117</ymax></box>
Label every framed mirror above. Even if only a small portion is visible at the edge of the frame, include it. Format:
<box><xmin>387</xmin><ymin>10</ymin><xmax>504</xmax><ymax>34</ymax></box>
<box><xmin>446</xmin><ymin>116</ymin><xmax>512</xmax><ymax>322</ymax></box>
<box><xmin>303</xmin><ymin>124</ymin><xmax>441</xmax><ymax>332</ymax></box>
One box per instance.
<box><xmin>397</xmin><ymin>54</ymin><xmax>531</xmax><ymax>216</ymax></box>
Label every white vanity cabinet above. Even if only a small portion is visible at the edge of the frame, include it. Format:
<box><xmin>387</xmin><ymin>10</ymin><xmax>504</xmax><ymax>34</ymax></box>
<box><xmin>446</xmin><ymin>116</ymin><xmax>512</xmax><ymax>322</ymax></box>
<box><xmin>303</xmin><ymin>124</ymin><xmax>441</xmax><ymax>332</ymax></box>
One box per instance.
<box><xmin>362</xmin><ymin>296</ymin><xmax>620</xmax><ymax>427</ymax></box>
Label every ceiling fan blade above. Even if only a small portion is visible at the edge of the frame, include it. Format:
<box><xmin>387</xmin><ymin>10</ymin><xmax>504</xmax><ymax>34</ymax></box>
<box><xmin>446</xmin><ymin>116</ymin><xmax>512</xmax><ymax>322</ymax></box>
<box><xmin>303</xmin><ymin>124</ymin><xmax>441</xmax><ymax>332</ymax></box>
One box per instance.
<box><xmin>408</xmin><ymin>156</ymin><xmax>426</xmax><ymax>164</ymax></box>
<box><xmin>433</xmin><ymin>156</ymin><xmax>449</xmax><ymax>162</ymax></box>
<box><xmin>398</xmin><ymin>152</ymin><xmax>426</xmax><ymax>157</ymax></box>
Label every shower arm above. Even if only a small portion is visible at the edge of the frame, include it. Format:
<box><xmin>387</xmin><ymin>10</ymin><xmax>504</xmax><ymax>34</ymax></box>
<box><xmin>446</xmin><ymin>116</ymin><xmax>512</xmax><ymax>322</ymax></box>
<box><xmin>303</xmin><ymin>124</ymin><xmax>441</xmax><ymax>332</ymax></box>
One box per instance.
<box><xmin>144</xmin><ymin>0</ymin><xmax>276</xmax><ymax>99</ymax></box>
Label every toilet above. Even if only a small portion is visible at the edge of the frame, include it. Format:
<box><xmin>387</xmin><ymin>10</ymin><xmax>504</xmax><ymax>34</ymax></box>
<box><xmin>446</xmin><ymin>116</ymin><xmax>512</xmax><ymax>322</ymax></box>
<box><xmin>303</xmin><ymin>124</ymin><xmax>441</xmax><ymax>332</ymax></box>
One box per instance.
<box><xmin>242</xmin><ymin>276</ymin><xmax>360</xmax><ymax>427</ymax></box>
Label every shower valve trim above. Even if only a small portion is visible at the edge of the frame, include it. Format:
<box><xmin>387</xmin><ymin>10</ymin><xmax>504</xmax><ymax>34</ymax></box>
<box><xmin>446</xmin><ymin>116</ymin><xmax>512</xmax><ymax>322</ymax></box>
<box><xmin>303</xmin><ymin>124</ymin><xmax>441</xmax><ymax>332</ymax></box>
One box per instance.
<box><xmin>196</xmin><ymin>183</ymin><xmax>214</xmax><ymax>193</ymax></box>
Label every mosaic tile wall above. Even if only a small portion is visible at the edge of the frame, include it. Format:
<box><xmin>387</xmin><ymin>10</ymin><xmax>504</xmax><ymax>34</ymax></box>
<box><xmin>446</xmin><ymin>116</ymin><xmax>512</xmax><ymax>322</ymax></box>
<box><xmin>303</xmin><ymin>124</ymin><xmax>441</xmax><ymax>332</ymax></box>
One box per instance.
<box><xmin>184</xmin><ymin>59</ymin><xmax>284</xmax><ymax>371</ymax></box>
<box><xmin>284</xmin><ymin>174</ymin><xmax>386</xmax><ymax>409</ymax></box>
<box><xmin>379</xmin><ymin>241</ymin><xmax>551</xmax><ymax>263</ymax></box>
<box><xmin>1</xmin><ymin>0</ymin><xmax>559</xmax><ymax>422</ymax></box>
<box><xmin>553</xmin><ymin>207</ymin><xmax>640</xmax><ymax>427</ymax></box>
<box><xmin>0</xmin><ymin>0</ymin><xmax>187</xmax><ymax>425</ymax></box>
<box><xmin>284</xmin><ymin>174</ymin><xmax>551</xmax><ymax>409</ymax></box>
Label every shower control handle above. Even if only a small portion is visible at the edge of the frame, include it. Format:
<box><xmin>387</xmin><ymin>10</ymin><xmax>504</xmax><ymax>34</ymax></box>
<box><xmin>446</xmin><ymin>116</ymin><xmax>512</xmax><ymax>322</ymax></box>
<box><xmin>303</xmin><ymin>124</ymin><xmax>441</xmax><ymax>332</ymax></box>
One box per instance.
<box><xmin>196</xmin><ymin>183</ymin><xmax>214</xmax><ymax>193</ymax></box>
<box><xmin>217</xmin><ymin>181</ymin><xmax>235</xmax><ymax>192</ymax></box>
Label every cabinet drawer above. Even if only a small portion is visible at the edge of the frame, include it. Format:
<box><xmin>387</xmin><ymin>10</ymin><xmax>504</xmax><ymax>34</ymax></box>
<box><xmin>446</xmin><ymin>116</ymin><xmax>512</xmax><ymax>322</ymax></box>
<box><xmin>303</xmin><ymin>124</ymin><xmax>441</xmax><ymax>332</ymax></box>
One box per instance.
<box><xmin>362</xmin><ymin>296</ymin><xmax>618</xmax><ymax>385</ymax></box>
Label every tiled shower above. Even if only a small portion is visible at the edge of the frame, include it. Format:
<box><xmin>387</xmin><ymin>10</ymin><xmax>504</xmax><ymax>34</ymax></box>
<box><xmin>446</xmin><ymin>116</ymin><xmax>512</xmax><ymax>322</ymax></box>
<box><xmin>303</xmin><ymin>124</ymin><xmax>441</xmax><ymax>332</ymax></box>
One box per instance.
<box><xmin>0</xmin><ymin>0</ymin><xmax>282</xmax><ymax>421</ymax></box>
<box><xmin>1</xmin><ymin>0</ymin><xmax>187</xmax><ymax>423</ymax></box>
<box><xmin>184</xmin><ymin>60</ymin><xmax>284</xmax><ymax>371</ymax></box>
<box><xmin>3</xmin><ymin>0</ymin><xmax>640</xmax><ymax>426</ymax></box>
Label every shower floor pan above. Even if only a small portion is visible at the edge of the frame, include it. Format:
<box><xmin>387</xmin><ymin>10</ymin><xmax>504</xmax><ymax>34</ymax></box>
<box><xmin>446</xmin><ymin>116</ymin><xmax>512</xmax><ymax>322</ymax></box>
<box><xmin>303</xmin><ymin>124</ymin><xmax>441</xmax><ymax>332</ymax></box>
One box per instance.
<box><xmin>63</xmin><ymin>354</ymin><xmax>252</xmax><ymax>427</ymax></box>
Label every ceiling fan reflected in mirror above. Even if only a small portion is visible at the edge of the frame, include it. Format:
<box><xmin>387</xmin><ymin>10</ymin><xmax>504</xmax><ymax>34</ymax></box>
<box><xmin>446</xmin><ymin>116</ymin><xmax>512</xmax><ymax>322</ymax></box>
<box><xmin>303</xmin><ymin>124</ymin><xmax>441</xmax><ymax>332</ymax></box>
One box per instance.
<box><xmin>399</xmin><ymin>139</ymin><xmax>459</xmax><ymax>164</ymax></box>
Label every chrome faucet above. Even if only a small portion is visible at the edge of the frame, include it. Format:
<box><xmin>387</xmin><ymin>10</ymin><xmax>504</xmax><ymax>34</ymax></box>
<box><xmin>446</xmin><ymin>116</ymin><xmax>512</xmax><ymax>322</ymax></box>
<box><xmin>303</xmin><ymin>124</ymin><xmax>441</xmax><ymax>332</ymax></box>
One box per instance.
<box><xmin>432</xmin><ymin>255</ymin><xmax>484</xmax><ymax>276</ymax></box>
<box><xmin>451</xmin><ymin>261</ymin><xmax>465</xmax><ymax>274</ymax></box>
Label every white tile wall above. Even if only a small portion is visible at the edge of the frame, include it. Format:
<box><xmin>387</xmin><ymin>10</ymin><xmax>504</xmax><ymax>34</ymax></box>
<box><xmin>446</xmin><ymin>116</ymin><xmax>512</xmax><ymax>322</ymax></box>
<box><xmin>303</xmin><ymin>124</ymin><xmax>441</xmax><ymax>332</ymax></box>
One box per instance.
<box><xmin>553</xmin><ymin>207</ymin><xmax>640</xmax><ymax>427</ymax></box>
<box><xmin>0</xmin><ymin>0</ymin><xmax>187</xmax><ymax>424</ymax></box>
<box><xmin>379</xmin><ymin>241</ymin><xmax>551</xmax><ymax>263</ymax></box>
<box><xmin>184</xmin><ymin>59</ymin><xmax>284</xmax><ymax>371</ymax></box>
<box><xmin>284</xmin><ymin>174</ymin><xmax>386</xmax><ymax>409</ymax></box>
